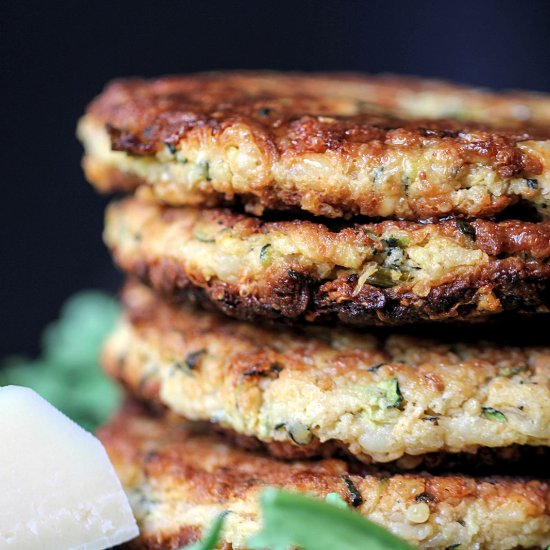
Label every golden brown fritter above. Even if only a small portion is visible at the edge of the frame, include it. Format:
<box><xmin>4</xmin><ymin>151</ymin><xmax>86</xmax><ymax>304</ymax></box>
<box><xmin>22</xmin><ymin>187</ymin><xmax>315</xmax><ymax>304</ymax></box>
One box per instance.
<box><xmin>103</xmin><ymin>282</ymin><xmax>550</xmax><ymax>466</ymax></box>
<box><xmin>104</xmin><ymin>198</ymin><xmax>550</xmax><ymax>326</ymax></box>
<box><xmin>98</xmin><ymin>401</ymin><xmax>550</xmax><ymax>550</ymax></box>
<box><xmin>78</xmin><ymin>72</ymin><xmax>550</xmax><ymax>220</ymax></box>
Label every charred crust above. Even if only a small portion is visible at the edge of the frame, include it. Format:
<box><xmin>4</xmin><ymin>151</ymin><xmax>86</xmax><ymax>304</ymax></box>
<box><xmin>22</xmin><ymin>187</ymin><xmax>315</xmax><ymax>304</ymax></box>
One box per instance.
<box><xmin>90</xmin><ymin>75</ymin><xmax>549</xmax><ymax>165</ymax></box>
<box><xmin>415</xmin><ymin>491</ymin><xmax>437</xmax><ymax>503</ymax></box>
<box><xmin>242</xmin><ymin>363</ymin><xmax>283</xmax><ymax>378</ymax></box>
<box><xmin>125</xmin><ymin>256</ymin><xmax>550</xmax><ymax>326</ymax></box>
<box><xmin>106</xmin><ymin>123</ymin><xmax>160</xmax><ymax>156</ymax></box>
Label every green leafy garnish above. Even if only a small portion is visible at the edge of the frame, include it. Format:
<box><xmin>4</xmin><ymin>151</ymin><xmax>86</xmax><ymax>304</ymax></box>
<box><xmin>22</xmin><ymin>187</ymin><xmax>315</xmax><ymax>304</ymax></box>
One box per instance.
<box><xmin>481</xmin><ymin>407</ymin><xmax>507</xmax><ymax>422</ymax></box>
<box><xmin>325</xmin><ymin>492</ymin><xmax>348</xmax><ymax>509</ymax></box>
<box><xmin>0</xmin><ymin>291</ymin><xmax>121</xmax><ymax>430</ymax></box>
<box><xmin>181</xmin><ymin>513</ymin><xmax>227</xmax><ymax>550</ymax></box>
<box><xmin>247</xmin><ymin>488</ymin><xmax>416</xmax><ymax>550</ymax></box>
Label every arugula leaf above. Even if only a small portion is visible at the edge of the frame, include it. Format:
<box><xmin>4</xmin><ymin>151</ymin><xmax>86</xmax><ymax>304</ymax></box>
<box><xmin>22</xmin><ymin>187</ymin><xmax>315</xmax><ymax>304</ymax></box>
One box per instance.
<box><xmin>181</xmin><ymin>513</ymin><xmax>227</xmax><ymax>550</ymax></box>
<box><xmin>248</xmin><ymin>488</ymin><xmax>417</xmax><ymax>550</ymax></box>
<box><xmin>181</xmin><ymin>489</ymin><xmax>416</xmax><ymax>550</ymax></box>
<box><xmin>0</xmin><ymin>291</ymin><xmax>121</xmax><ymax>430</ymax></box>
<box><xmin>325</xmin><ymin>492</ymin><xmax>348</xmax><ymax>509</ymax></box>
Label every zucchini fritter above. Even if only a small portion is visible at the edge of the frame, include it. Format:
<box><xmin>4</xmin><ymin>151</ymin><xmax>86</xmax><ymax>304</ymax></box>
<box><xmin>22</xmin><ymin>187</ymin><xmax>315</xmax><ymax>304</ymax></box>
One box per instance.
<box><xmin>98</xmin><ymin>401</ymin><xmax>550</xmax><ymax>550</ymax></box>
<box><xmin>78</xmin><ymin>72</ymin><xmax>550</xmax><ymax>220</ymax></box>
<box><xmin>102</xmin><ymin>282</ymin><xmax>550</xmax><ymax>465</ymax></box>
<box><xmin>104</xmin><ymin>198</ymin><xmax>550</xmax><ymax>326</ymax></box>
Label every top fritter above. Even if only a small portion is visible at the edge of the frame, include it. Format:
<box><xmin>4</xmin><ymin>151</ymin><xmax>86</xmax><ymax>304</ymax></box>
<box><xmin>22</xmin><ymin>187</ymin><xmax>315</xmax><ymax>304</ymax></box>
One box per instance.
<box><xmin>78</xmin><ymin>72</ymin><xmax>550</xmax><ymax>220</ymax></box>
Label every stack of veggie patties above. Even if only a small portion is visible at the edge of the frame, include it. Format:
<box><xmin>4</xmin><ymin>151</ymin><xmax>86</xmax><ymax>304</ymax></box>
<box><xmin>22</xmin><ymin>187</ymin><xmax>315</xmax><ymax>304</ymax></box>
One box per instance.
<box><xmin>79</xmin><ymin>73</ymin><xmax>550</xmax><ymax>549</ymax></box>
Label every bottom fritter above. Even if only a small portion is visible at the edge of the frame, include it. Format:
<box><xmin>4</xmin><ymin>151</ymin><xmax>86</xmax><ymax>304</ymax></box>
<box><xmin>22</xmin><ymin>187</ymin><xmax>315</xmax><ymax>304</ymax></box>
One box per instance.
<box><xmin>98</xmin><ymin>401</ymin><xmax>550</xmax><ymax>550</ymax></box>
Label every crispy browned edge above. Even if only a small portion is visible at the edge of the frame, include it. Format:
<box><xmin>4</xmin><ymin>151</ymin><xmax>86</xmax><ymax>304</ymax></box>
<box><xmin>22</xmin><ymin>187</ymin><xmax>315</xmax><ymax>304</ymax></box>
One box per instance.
<box><xmin>138</xmin><ymin>260</ymin><xmax>550</xmax><ymax>326</ymax></box>
<box><xmin>83</xmin><ymin>72</ymin><xmax>550</xmax><ymax>220</ymax></box>
<box><xmin>99</xmin><ymin>401</ymin><xmax>550</xmax><ymax>550</ymax></box>
<box><xmin>109</xmin><ymin>202</ymin><xmax>550</xmax><ymax>326</ymax></box>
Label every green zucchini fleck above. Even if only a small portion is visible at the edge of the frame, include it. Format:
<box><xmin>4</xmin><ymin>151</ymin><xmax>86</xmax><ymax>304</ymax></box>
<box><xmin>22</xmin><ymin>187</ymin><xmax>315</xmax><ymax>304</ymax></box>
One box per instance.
<box><xmin>456</xmin><ymin>220</ymin><xmax>476</xmax><ymax>241</ymax></box>
<box><xmin>367</xmin><ymin>363</ymin><xmax>385</xmax><ymax>373</ymax></box>
<box><xmin>383</xmin><ymin>236</ymin><xmax>409</xmax><ymax>248</ymax></box>
<box><xmin>193</xmin><ymin>232</ymin><xmax>215</xmax><ymax>243</ymax></box>
<box><xmin>481</xmin><ymin>407</ymin><xmax>507</xmax><ymax>422</ymax></box>
<box><xmin>366</xmin><ymin>267</ymin><xmax>401</xmax><ymax>288</ymax></box>
<box><xmin>287</xmin><ymin>421</ymin><xmax>312</xmax><ymax>445</ymax></box>
<box><xmin>498</xmin><ymin>365</ymin><xmax>529</xmax><ymax>377</ymax></box>
<box><xmin>260</xmin><ymin>243</ymin><xmax>272</xmax><ymax>265</ymax></box>
<box><xmin>371</xmin><ymin>165</ymin><xmax>385</xmax><ymax>184</ymax></box>
<box><xmin>376</xmin><ymin>378</ymin><xmax>404</xmax><ymax>409</ymax></box>
<box><xmin>342</xmin><ymin>475</ymin><xmax>363</xmax><ymax>507</ymax></box>
<box><xmin>164</xmin><ymin>142</ymin><xmax>177</xmax><ymax>155</ymax></box>
<box><xmin>198</xmin><ymin>159</ymin><xmax>211</xmax><ymax>181</ymax></box>
<box><xmin>185</xmin><ymin>349</ymin><xmax>206</xmax><ymax>371</ymax></box>
<box><xmin>193</xmin><ymin>222</ymin><xmax>218</xmax><ymax>243</ymax></box>
<box><xmin>257</xmin><ymin>107</ymin><xmax>274</xmax><ymax>117</ymax></box>
<box><xmin>188</xmin><ymin>159</ymin><xmax>211</xmax><ymax>184</ymax></box>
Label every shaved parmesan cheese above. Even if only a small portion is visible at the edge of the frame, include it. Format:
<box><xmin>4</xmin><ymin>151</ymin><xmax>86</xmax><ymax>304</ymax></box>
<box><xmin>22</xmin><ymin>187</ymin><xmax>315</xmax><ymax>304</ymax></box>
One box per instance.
<box><xmin>0</xmin><ymin>386</ymin><xmax>138</xmax><ymax>549</ymax></box>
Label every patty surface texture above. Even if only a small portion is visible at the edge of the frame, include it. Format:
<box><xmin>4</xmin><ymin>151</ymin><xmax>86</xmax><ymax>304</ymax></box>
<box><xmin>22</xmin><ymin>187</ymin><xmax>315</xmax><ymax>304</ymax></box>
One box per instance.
<box><xmin>103</xmin><ymin>282</ymin><xmax>550</xmax><ymax>466</ymax></box>
<box><xmin>98</xmin><ymin>401</ymin><xmax>550</xmax><ymax>550</ymax></box>
<box><xmin>104</xmin><ymin>198</ymin><xmax>550</xmax><ymax>326</ymax></box>
<box><xmin>78</xmin><ymin>72</ymin><xmax>550</xmax><ymax>220</ymax></box>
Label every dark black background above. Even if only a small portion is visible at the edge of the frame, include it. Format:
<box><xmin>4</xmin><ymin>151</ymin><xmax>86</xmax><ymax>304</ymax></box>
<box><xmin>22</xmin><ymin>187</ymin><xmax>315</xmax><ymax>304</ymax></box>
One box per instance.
<box><xmin>2</xmin><ymin>0</ymin><xmax>550</xmax><ymax>356</ymax></box>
